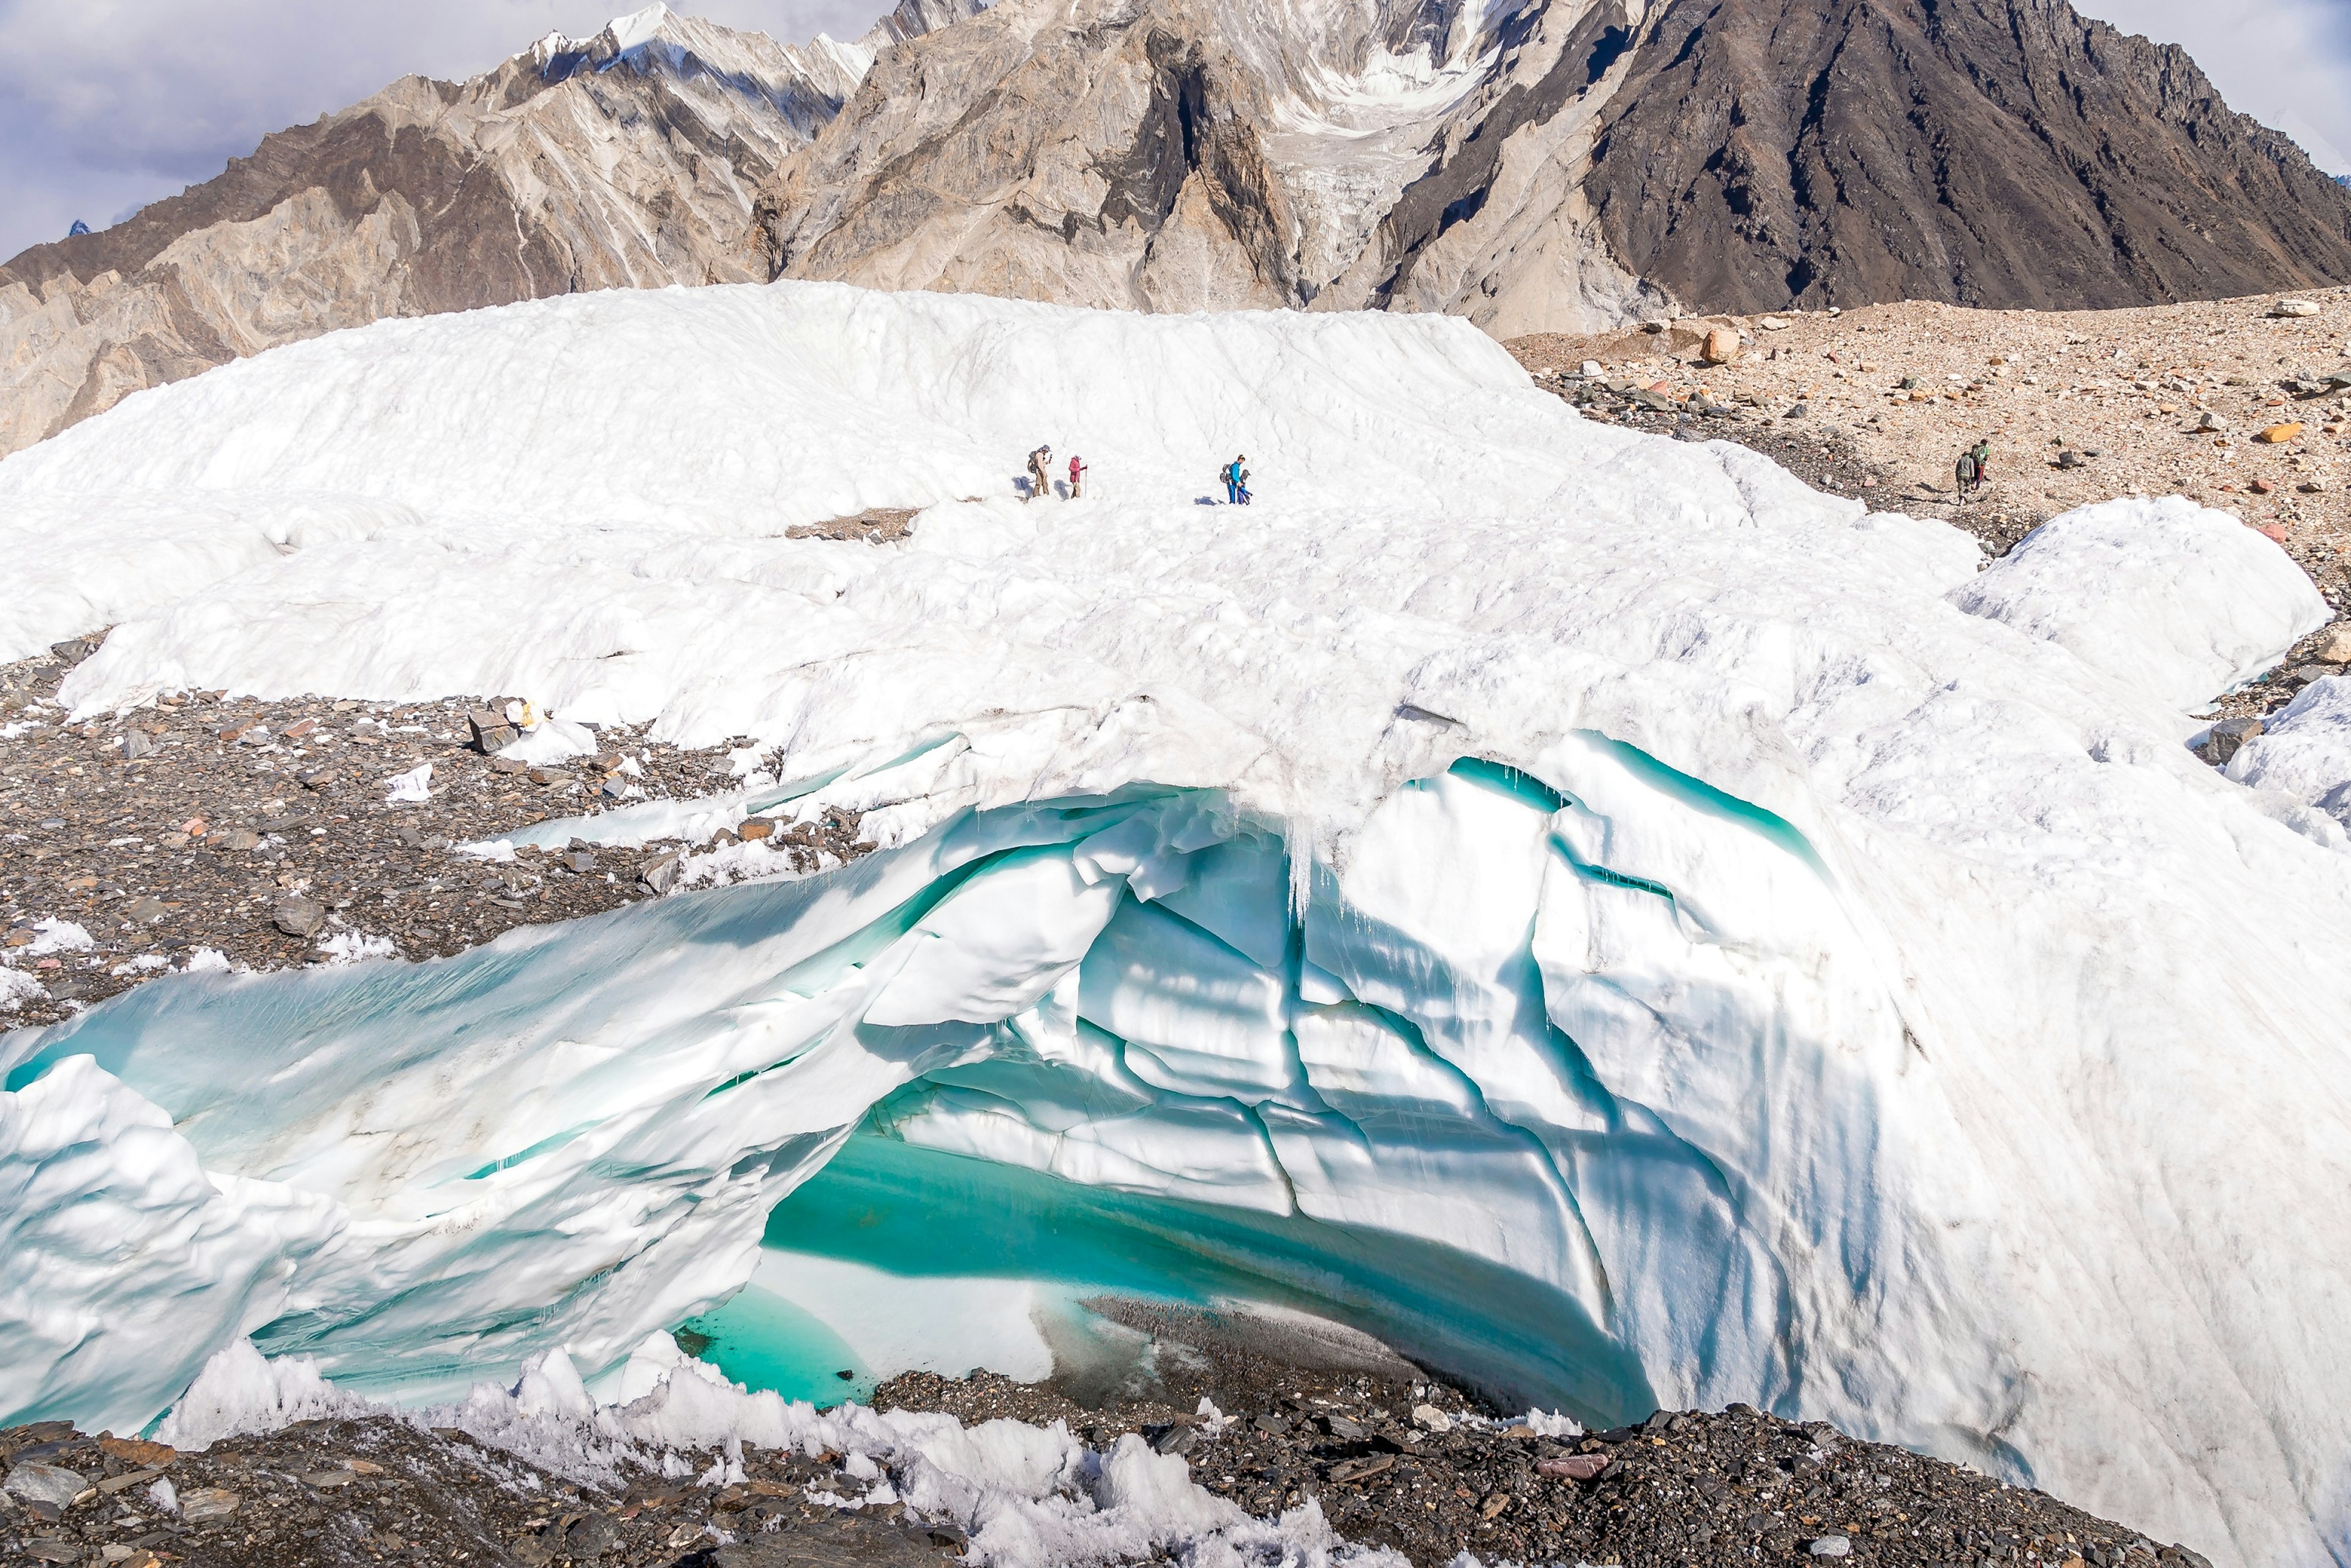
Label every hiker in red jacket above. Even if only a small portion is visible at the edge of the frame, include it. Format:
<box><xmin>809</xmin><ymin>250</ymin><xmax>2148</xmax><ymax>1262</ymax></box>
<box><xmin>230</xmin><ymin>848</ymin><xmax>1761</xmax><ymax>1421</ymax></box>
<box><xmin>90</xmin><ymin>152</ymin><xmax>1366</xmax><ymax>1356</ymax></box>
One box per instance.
<box><xmin>1068</xmin><ymin>454</ymin><xmax>1087</xmax><ymax>500</ymax></box>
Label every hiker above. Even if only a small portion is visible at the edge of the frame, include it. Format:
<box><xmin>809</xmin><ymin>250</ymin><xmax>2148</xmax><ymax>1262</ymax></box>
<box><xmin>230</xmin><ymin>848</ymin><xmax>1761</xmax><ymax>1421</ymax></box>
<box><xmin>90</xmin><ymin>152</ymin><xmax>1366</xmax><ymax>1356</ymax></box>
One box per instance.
<box><xmin>1955</xmin><ymin>438</ymin><xmax>1992</xmax><ymax>498</ymax></box>
<box><xmin>1068</xmin><ymin>454</ymin><xmax>1087</xmax><ymax>500</ymax></box>
<box><xmin>1223</xmin><ymin>454</ymin><xmax>1248</xmax><ymax>505</ymax></box>
<box><xmin>1025</xmin><ymin>445</ymin><xmax>1052</xmax><ymax>503</ymax></box>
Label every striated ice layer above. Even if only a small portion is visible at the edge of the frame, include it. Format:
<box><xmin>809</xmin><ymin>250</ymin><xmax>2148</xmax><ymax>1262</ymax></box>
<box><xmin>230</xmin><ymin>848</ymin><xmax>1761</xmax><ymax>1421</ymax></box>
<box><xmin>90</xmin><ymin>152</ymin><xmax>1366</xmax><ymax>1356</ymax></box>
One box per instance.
<box><xmin>1</xmin><ymin>282</ymin><xmax>2349</xmax><ymax>1568</ymax></box>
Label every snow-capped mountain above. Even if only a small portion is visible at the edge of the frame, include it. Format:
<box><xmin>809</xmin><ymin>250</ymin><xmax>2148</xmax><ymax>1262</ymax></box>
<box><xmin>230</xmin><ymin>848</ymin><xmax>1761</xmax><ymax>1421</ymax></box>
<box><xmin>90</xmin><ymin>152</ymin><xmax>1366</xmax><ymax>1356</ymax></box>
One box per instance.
<box><xmin>762</xmin><ymin>0</ymin><xmax>2351</xmax><ymax>329</ymax></box>
<box><xmin>0</xmin><ymin>2</ymin><xmax>977</xmax><ymax>460</ymax></box>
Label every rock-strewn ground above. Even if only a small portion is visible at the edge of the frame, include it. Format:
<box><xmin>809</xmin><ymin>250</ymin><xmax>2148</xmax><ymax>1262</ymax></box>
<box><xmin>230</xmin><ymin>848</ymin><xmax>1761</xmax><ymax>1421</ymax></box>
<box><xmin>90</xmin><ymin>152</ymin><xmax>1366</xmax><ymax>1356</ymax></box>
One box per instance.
<box><xmin>0</xmin><ymin>642</ymin><xmax>871</xmax><ymax>1029</ymax></box>
<box><xmin>1509</xmin><ymin>285</ymin><xmax>2351</xmax><ymax>593</ymax></box>
<box><xmin>1</xmin><ymin>1304</ymin><xmax>2205</xmax><ymax>1568</ymax></box>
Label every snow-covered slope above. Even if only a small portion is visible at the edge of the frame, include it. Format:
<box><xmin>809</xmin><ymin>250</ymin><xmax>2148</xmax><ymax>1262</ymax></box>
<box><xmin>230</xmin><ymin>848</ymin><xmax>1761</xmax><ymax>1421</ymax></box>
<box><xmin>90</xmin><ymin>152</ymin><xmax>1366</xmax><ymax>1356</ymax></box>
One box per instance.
<box><xmin>2</xmin><ymin>282</ymin><xmax>2349</xmax><ymax>1567</ymax></box>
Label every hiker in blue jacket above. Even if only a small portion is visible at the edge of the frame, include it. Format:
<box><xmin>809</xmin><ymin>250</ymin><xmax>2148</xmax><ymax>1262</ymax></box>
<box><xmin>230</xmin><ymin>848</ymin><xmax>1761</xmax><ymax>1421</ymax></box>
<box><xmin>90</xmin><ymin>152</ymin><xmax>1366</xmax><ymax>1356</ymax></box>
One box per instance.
<box><xmin>1223</xmin><ymin>454</ymin><xmax>1250</xmax><ymax>505</ymax></box>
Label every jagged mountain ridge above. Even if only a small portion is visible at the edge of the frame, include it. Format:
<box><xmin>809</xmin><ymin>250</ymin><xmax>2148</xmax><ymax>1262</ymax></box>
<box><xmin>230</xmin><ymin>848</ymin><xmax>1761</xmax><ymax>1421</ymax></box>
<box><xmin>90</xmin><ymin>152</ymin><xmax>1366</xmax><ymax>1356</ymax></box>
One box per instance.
<box><xmin>5</xmin><ymin>0</ymin><xmax>2349</xmax><ymax>460</ymax></box>
<box><xmin>0</xmin><ymin>1</ymin><xmax>981</xmax><ymax>460</ymax></box>
<box><xmin>759</xmin><ymin>0</ymin><xmax>2351</xmax><ymax>330</ymax></box>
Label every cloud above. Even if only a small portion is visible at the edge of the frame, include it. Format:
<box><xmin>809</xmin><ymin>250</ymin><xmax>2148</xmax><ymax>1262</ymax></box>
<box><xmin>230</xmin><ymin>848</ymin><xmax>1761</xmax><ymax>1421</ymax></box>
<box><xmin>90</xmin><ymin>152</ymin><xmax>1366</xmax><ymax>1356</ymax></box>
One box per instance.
<box><xmin>2069</xmin><ymin>0</ymin><xmax>2351</xmax><ymax>174</ymax></box>
<box><xmin>0</xmin><ymin>0</ymin><xmax>888</xmax><ymax>261</ymax></box>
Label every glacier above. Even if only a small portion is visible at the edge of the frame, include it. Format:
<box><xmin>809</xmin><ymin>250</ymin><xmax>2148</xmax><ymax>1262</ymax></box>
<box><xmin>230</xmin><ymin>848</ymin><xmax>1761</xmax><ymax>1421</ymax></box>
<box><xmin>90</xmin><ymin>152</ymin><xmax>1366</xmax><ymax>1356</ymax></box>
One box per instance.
<box><xmin>2</xmin><ymin>281</ymin><xmax>2351</xmax><ymax>1567</ymax></box>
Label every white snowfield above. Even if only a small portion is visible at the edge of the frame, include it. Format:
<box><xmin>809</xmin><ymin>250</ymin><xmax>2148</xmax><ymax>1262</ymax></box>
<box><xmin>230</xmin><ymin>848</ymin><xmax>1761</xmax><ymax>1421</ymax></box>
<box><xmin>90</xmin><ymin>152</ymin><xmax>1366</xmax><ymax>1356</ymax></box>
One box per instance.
<box><xmin>2</xmin><ymin>282</ymin><xmax>2349</xmax><ymax>1568</ymax></box>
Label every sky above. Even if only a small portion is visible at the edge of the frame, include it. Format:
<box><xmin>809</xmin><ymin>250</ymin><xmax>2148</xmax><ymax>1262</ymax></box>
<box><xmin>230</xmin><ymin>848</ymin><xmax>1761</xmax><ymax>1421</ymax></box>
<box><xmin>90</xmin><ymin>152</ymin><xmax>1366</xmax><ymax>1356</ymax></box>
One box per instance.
<box><xmin>0</xmin><ymin>0</ymin><xmax>2346</xmax><ymax>266</ymax></box>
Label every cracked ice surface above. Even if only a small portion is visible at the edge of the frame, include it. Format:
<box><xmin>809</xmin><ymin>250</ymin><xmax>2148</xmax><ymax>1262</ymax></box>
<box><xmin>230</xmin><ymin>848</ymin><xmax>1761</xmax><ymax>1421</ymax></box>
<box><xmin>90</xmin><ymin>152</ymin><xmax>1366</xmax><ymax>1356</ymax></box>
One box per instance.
<box><xmin>2</xmin><ymin>282</ymin><xmax>2350</xmax><ymax>1567</ymax></box>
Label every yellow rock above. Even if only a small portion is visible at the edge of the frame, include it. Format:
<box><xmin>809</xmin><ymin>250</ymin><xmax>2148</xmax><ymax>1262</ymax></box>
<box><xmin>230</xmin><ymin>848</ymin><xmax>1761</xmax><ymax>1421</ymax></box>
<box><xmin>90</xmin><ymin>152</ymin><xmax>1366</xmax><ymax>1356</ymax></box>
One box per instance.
<box><xmin>2255</xmin><ymin>422</ymin><xmax>2305</xmax><ymax>444</ymax></box>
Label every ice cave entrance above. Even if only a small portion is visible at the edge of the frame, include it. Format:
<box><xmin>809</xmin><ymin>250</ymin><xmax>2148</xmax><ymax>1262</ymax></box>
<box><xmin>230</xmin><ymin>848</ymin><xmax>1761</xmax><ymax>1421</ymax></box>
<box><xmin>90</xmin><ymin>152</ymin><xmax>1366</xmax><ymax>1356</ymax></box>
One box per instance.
<box><xmin>683</xmin><ymin>1129</ymin><xmax>1646</xmax><ymax>1420</ymax></box>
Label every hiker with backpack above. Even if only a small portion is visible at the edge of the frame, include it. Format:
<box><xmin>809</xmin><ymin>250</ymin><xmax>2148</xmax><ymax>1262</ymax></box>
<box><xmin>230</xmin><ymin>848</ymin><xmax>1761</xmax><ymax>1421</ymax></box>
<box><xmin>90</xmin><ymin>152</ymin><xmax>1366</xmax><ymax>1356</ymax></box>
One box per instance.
<box><xmin>1955</xmin><ymin>439</ymin><xmax>1992</xmax><ymax>498</ymax></box>
<box><xmin>1068</xmin><ymin>454</ymin><xmax>1087</xmax><ymax>500</ymax></box>
<box><xmin>1026</xmin><ymin>445</ymin><xmax>1052</xmax><ymax>502</ymax></box>
<box><xmin>1223</xmin><ymin>455</ymin><xmax>1250</xmax><ymax>505</ymax></box>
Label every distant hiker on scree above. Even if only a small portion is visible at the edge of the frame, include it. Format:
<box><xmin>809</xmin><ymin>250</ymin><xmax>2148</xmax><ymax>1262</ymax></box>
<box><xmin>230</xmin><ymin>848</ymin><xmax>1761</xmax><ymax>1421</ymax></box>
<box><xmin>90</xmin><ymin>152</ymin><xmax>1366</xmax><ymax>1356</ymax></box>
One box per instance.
<box><xmin>1223</xmin><ymin>455</ymin><xmax>1250</xmax><ymax>505</ymax></box>
<box><xmin>1026</xmin><ymin>445</ymin><xmax>1051</xmax><ymax>503</ymax></box>
<box><xmin>1068</xmin><ymin>454</ymin><xmax>1087</xmax><ymax>500</ymax></box>
<box><xmin>1956</xmin><ymin>439</ymin><xmax>1992</xmax><ymax>498</ymax></box>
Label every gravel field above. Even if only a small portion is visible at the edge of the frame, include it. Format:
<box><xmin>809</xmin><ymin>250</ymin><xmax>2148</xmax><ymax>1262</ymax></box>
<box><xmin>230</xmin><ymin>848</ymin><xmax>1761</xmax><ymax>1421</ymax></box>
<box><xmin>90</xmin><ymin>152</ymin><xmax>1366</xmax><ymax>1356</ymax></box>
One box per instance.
<box><xmin>0</xmin><ymin>642</ymin><xmax>871</xmax><ymax>1028</ymax></box>
<box><xmin>0</xmin><ymin>1299</ymin><xmax>2203</xmax><ymax>1568</ymax></box>
<box><xmin>1508</xmin><ymin>284</ymin><xmax>2351</xmax><ymax>598</ymax></box>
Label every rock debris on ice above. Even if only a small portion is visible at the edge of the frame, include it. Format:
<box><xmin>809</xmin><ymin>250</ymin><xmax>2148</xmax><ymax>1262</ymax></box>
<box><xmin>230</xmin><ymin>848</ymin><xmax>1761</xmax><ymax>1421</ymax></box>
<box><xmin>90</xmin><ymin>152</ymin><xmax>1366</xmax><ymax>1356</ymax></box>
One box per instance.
<box><xmin>1</xmin><ymin>282</ymin><xmax>2348</xmax><ymax>1568</ymax></box>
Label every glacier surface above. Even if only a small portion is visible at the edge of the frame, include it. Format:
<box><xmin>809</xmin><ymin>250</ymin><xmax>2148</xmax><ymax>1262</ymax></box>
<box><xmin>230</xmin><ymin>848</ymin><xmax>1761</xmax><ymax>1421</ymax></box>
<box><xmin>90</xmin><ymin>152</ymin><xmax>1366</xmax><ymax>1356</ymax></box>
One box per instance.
<box><xmin>1</xmin><ymin>282</ymin><xmax>2349</xmax><ymax>1566</ymax></box>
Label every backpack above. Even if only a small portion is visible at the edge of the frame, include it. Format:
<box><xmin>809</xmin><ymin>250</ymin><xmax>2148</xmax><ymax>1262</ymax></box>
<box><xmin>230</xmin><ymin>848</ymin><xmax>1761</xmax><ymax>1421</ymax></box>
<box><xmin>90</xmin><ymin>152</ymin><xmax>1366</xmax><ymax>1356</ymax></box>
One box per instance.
<box><xmin>1955</xmin><ymin>452</ymin><xmax>1979</xmax><ymax>484</ymax></box>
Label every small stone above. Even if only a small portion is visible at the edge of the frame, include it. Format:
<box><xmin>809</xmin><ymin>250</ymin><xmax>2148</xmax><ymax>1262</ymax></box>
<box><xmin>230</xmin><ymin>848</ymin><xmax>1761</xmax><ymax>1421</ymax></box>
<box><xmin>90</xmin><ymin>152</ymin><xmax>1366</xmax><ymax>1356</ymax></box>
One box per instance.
<box><xmin>563</xmin><ymin>850</ymin><xmax>597</xmax><ymax>874</ymax></box>
<box><xmin>1153</xmin><ymin>1425</ymin><xmax>1198</xmax><ymax>1455</ymax></box>
<box><xmin>274</xmin><ymin>897</ymin><xmax>327</xmax><ymax>937</ymax></box>
<box><xmin>2251</xmin><ymin>478</ymin><xmax>2275</xmax><ymax>494</ymax></box>
<box><xmin>176</xmin><ymin>1487</ymin><xmax>240</xmax><ymax>1524</ymax></box>
<box><xmin>2301</xmin><ymin>480</ymin><xmax>2330</xmax><ymax>493</ymax></box>
<box><xmin>1784</xmin><ymin>403</ymin><xmax>1809</xmax><ymax>419</ymax></box>
<box><xmin>1537</xmin><ymin>1454</ymin><xmax>1611</xmax><ymax>1480</ymax></box>
<box><xmin>1410</xmin><ymin>1403</ymin><xmax>1453</xmax><ymax>1432</ymax></box>
<box><xmin>2312</xmin><ymin>625</ymin><xmax>2351</xmax><ymax>663</ymax></box>
<box><xmin>2270</xmin><ymin>299</ymin><xmax>2322</xmax><ymax>317</ymax></box>
<box><xmin>1758</xmin><ymin>315</ymin><xmax>1791</xmax><ymax>331</ymax></box>
<box><xmin>220</xmin><ymin>829</ymin><xmax>263</xmax><ymax>851</ymax></box>
<box><xmin>299</xmin><ymin>1469</ymin><xmax>358</xmax><ymax>1488</ymax></box>
<box><xmin>121</xmin><ymin>729</ymin><xmax>155</xmax><ymax>761</ymax></box>
<box><xmin>123</xmin><ymin>896</ymin><xmax>168</xmax><ymax>923</ymax></box>
<box><xmin>528</xmin><ymin>768</ymin><xmax>575</xmax><ymax>787</ymax></box>
<box><xmin>489</xmin><ymin>756</ymin><xmax>529</xmax><ymax>775</ymax></box>
<box><xmin>640</xmin><ymin>854</ymin><xmax>683</xmax><ymax>895</ymax></box>
<box><xmin>737</xmin><ymin>818</ymin><xmax>776</xmax><ymax>841</ymax></box>
<box><xmin>2255</xmin><ymin>422</ymin><xmax>2305</xmax><ymax>444</ymax></box>
<box><xmin>2199</xmin><ymin>717</ymin><xmax>2263</xmax><ymax>766</ymax></box>
<box><xmin>4</xmin><ymin>1461</ymin><xmax>91</xmax><ymax>1509</ymax></box>
<box><xmin>1809</xmin><ymin>1535</ymin><xmax>1853</xmax><ymax>1557</ymax></box>
<box><xmin>280</xmin><ymin>718</ymin><xmax>317</xmax><ymax>739</ymax></box>
<box><xmin>1578</xmin><ymin>359</ymin><xmax>1602</xmax><ymax>377</ymax></box>
<box><xmin>24</xmin><ymin>1539</ymin><xmax>81</xmax><ymax>1564</ymax></box>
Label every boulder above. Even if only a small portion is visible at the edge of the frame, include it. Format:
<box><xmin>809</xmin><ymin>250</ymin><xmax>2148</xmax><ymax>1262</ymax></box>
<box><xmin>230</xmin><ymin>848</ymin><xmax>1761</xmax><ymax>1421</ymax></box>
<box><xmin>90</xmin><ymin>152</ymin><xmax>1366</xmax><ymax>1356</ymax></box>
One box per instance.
<box><xmin>3</xmin><ymin>1461</ymin><xmax>90</xmax><ymax>1509</ymax></box>
<box><xmin>2199</xmin><ymin>717</ymin><xmax>2263</xmax><ymax>765</ymax></box>
<box><xmin>274</xmin><ymin>898</ymin><xmax>326</xmax><ymax>938</ymax></box>
<box><xmin>1700</xmin><ymin>326</ymin><xmax>1741</xmax><ymax>364</ymax></box>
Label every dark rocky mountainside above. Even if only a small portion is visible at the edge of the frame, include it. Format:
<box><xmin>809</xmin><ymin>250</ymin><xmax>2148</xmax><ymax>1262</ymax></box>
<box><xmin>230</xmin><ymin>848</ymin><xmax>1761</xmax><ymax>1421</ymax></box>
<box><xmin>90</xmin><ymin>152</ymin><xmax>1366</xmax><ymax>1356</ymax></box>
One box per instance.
<box><xmin>0</xmin><ymin>1</ymin><xmax>982</xmax><ymax>460</ymax></box>
<box><xmin>2</xmin><ymin>0</ymin><xmax>2345</xmax><ymax>460</ymax></box>
<box><xmin>757</xmin><ymin>0</ymin><xmax>2351</xmax><ymax>333</ymax></box>
<box><xmin>1588</xmin><ymin>0</ymin><xmax>2351</xmax><ymax>313</ymax></box>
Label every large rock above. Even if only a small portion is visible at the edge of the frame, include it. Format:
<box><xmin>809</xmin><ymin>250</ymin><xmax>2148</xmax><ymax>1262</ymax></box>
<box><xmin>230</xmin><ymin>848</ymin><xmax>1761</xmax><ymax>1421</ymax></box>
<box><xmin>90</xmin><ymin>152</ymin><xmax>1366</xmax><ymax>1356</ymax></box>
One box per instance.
<box><xmin>2</xmin><ymin>1461</ymin><xmax>89</xmax><ymax>1509</ymax></box>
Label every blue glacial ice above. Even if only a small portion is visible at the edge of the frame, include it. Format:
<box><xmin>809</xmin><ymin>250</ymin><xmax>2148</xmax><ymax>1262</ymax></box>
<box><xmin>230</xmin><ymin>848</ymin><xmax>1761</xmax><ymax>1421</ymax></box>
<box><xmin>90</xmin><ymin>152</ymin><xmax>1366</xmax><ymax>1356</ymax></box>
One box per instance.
<box><xmin>5</xmin><ymin>280</ymin><xmax>2351</xmax><ymax>1566</ymax></box>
